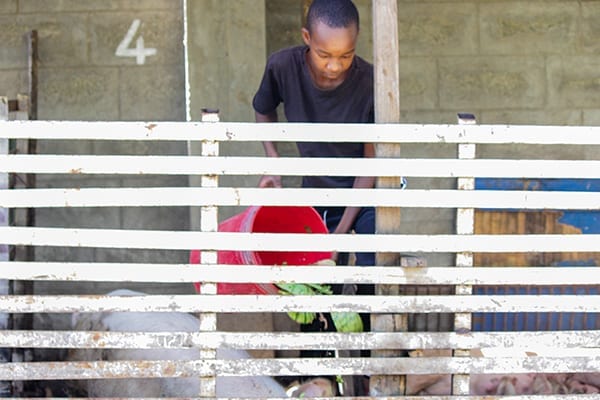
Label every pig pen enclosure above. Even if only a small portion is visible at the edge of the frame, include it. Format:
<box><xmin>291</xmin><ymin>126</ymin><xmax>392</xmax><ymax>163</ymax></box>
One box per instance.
<box><xmin>1</xmin><ymin>119</ymin><xmax>600</xmax><ymax>398</ymax></box>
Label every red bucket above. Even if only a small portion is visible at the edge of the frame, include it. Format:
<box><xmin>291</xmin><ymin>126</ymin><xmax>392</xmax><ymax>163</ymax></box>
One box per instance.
<box><xmin>190</xmin><ymin>206</ymin><xmax>331</xmax><ymax>294</ymax></box>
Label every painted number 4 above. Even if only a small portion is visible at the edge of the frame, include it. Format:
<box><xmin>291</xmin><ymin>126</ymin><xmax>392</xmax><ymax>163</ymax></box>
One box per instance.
<box><xmin>115</xmin><ymin>19</ymin><xmax>157</xmax><ymax>65</ymax></box>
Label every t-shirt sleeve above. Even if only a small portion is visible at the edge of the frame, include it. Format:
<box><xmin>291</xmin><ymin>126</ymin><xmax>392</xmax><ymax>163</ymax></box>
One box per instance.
<box><xmin>252</xmin><ymin>56</ymin><xmax>283</xmax><ymax>115</ymax></box>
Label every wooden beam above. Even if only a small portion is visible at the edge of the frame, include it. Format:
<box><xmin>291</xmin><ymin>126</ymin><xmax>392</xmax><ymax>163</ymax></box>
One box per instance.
<box><xmin>26</xmin><ymin>30</ymin><xmax>38</xmax><ymax>121</ymax></box>
<box><xmin>371</xmin><ymin>0</ymin><xmax>403</xmax><ymax>397</ymax></box>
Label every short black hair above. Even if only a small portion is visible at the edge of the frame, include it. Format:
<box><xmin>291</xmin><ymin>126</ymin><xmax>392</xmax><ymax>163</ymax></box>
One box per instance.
<box><xmin>305</xmin><ymin>0</ymin><xmax>359</xmax><ymax>33</ymax></box>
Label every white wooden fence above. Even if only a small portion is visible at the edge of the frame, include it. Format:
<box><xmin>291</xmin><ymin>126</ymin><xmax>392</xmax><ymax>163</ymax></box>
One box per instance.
<box><xmin>1</xmin><ymin>120</ymin><xmax>600</xmax><ymax>399</ymax></box>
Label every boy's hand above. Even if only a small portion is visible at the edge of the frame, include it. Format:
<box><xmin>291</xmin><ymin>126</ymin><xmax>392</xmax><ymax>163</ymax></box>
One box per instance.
<box><xmin>258</xmin><ymin>175</ymin><xmax>282</xmax><ymax>188</ymax></box>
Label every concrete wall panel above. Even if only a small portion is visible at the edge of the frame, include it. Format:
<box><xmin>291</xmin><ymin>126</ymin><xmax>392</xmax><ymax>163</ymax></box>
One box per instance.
<box><xmin>481</xmin><ymin>110</ymin><xmax>583</xmax><ymax>126</ymax></box>
<box><xmin>0</xmin><ymin>69</ymin><xmax>27</xmax><ymax>99</ymax></box>
<box><xmin>480</xmin><ymin>2</ymin><xmax>578</xmax><ymax>55</ymax></box>
<box><xmin>38</xmin><ymin>67</ymin><xmax>120</xmax><ymax>120</ymax></box>
<box><xmin>583</xmin><ymin>110</ymin><xmax>600</xmax><ymax>126</ymax></box>
<box><xmin>37</xmin><ymin>139</ymin><xmax>95</xmax><ymax>156</ymax></box>
<box><xmin>187</xmin><ymin>0</ymin><xmax>266</xmax><ymax>122</ymax></box>
<box><xmin>398</xmin><ymin>3</ymin><xmax>478</xmax><ymax>56</ymax></box>
<box><xmin>399</xmin><ymin>57</ymin><xmax>438</xmax><ymax>110</ymax></box>
<box><xmin>439</xmin><ymin>56</ymin><xmax>545</xmax><ymax>110</ymax></box>
<box><xmin>266</xmin><ymin>0</ymin><xmax>302</xmax><ymax>55</ymax></box>
<box><xmin>89</xmin><ymin>11</ymin><xmax>182</xmax><ymax>67</ymax></box>
<box><xmin>120</xmin><ymin>65</ymin><xmax>186</xmax><ymax>121</ymax></box>
<box><xmin>0</xmin><ymin>1</ymin><xmax>16</xmax><ymax>14</ymax></box>
<box><xmin>548</xmin><ymin>56</ymin><xmax>600</xmax><ymax>108</ymax></box>
<box><xmin>582</xmin><ymin>2</ymin><xmax>600</xmax><ymax>54</ymax></box>
<box><xmin>0</xmin><ymin>15</ymin><xmax>87</xmax><ymax>69</ymax></box>
<box><xmin>18</xmin><ymin>0</ymin><xmax>175</xmax><ymax>13</ymax></box>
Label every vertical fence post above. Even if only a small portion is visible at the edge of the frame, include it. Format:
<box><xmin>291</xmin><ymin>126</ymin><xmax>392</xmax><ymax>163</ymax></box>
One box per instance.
<box><xmin>452</xmin><ymin>113</ymin><xmax>477</xmax><ymax>395</ymax></box>
<box><xmin>371</xmin><ymin>0</ymin><xmax>404</xmax><ymax>396</ymax></box>
<box><xmin>198</xmin><ymin>108</ymin><xmax>220</xmax><ymax>398</ymax></box>
<box><xmin>0</xmin><ymin>97</ymin><xmax>11</xmax><ymax>397</ymax></box>
<box><xmin>5</xmin><ymin>94</ymin><xmax>33</xmax><ymax>397</ymax></box>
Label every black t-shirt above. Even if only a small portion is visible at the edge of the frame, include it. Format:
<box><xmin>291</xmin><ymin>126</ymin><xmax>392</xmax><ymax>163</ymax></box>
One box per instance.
<box><xmin>253</xmin><ymin>45</ymin><xmax>374</xmax><ymax>188</ymax></box>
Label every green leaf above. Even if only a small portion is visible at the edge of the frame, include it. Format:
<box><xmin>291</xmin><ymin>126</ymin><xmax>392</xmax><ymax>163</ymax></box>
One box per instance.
<box><xmin>277</xmin><ymin>283</ymin><xmax>315</xmax><ymax>295</ymax></box>
<box><xmin>305</xmin><ymin>283</ymin><xmax>333</xmax><ymax>295</ymax></box>
<box><xmin>331</xmin><ymin>312</ymin><xmax>363</xmax><ymax>332</ymax></box>
<box><xmin>287</xmin><ymin>311</ymin><xmax>316</xmax><ymax>324</ymax></box>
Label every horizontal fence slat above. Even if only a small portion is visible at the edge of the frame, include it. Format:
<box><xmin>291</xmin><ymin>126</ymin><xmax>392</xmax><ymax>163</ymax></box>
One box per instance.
<box><xmin>2</xmin><ymin>330</ymin><xmax>599</xmax><ymax>351</ymax></box>
<box><xmin>2</xmin><ymin>227</ymin><xmax>600</xmax><ymax>252</ymax></box>
<box><xmin>3</xmin><ymin>357</ymin><xmax>600</xmax><ymax>380</ymax></box>
<box><xmin>1</xmin><ymin>294</ymin><xmax>599</xmax><ymax>313</ymax></box>
<box><xmin>3</xmin><ymin>120</ymin><xmax>600</xmax><ymax>145</ymax></box>
<box><xmin>7</xmin><ymin>396</ymin><xmax>600</xmax><ymax>400</ymax></box>
<box><xmin>1</xmin><ymin>263</ymin><xmax>600</xmax><ymax>286</ymax></box>
<box><xmin>3</xmin><ymin>155</ymin><xmax>600</xmax><ymax>178</ymax></box>
<box><xmin>2</xmin><ymin>187</ymin><xmax>600</xmax><ymax>210</ymax></box>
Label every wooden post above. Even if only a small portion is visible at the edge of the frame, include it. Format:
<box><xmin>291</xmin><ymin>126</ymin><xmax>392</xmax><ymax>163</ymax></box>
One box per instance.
<box><xmin>26</xmin><ymin>30</ymin><xmax>38</xmax><ymax>121</ymax></box>
<box><xmin>198</xmin><ymin>108</ymin><xmax>219</xmax><ymax>398</ymax></box>
<box><xmin>371</xmin><ymin>0</ymin><xmax>404</xmax><ymax>396</ymax></box>
<box><xmin>0</xmin><ymin>97</ymin><xmax>11</xmax><ymax>397</ymax></box>
<box><xmin>452</xmin><ymin>113</ymin><xmax>477</xmax><ymax>394</ymax></box>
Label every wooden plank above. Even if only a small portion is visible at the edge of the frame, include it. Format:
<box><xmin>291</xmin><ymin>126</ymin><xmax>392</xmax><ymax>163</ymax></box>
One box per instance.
<box><xmin>3</xmin><ymin>227</ymin><xmax>600</xmax><ymax>253</ymax></box>
<box><xmin>3</xmin><ymin>356</ymin><xmax>600</xmax><ymax>380</ymax></box>
<box><xmin>1</xmin><ymin>263</ymin><xmax>599</xmax><ymax>285</ymax></box>
<box><xmin>4</xmin><ymin>155</ymin><xmax>600</xmax><ymax>178</ymax></box>
<box><xmin>2</xmin><ymin>293</ymin><xmax>597</xmax><ymax>316</ymax></box>
<box><xmin>2</xmin><ymin>330</ymin><xmax>599</xmax><ymax>352</ymax></box>
<box><xmin>3</xmin><ymin>396</ymin><xmax>596</xmax><ymax>400</ymax></box>
<box><xmin>2</xmin><ymin>120</ymin><xmax>600</xmax><ymax>145</ymax></box>
<box><xmin>3</xmin><ymin>187</ymin><xmax>600</xmax><ymax>210</ymax></box>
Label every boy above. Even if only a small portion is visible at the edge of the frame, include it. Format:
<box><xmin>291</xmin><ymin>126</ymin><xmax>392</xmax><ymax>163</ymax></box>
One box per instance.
<box><xmin>253</xmin><ymin>0</ymin><xmax>375</xmax><ymax>271</ymax></box>
<box><xmin>252</xmin><ymin>0</ymin><xmax>374</xmax><ymax>394</ymax></box>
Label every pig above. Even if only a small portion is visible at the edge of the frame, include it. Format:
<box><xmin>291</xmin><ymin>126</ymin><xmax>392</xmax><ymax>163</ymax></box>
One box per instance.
<box><xmin>566</xmin><ymin>374</ymin><xmax>600</xmax><ymax>394</ymax></box>
<box><xmin>67</xmin><ymin>289</ymin><xmax>288</xmax><ymax>398</ymax></box>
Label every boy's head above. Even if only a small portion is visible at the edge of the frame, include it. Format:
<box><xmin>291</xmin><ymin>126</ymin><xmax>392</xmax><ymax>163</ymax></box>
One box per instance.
<box><xmin>305</xmin><ymin>0</ymin><xmax>360</xmax><ymax>34</ymax></box>
<box><xmin>302</xmin><ymin>0</ymin><xmax>360</xmax><ymax>90</ymax></box>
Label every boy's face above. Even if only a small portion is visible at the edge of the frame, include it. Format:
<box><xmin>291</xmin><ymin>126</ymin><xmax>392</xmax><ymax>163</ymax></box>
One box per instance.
<box><xmin>302</xmin><ymin>20</ymin><xmax>358</xmax><ymax>90</ymax></box>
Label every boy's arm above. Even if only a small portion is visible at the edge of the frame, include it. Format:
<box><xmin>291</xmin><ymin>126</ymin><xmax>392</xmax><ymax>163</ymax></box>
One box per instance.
<box><xmin>332</xmin><ymin>143</ymin><xmax>376</xmax><ymax>234</ymax></box>
<box><xmin>255</xmin><ymin>110</ymin><xmax>282</xmax><ymax>188</ymax></box>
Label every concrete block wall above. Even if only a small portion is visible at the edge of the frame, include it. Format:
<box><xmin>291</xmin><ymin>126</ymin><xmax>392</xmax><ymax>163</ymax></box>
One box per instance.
<box><xmin>2</xmin><ymin>1</ymin><xmax>600</xmax><ymax>273</ymax></box>
<box><xmin>0</xmin><ymin>1</ymin><xmax>191</xmax><ymax>302</ymax></box>
<box><xmin>382</xmin><ymin>1</ymin><xmax>600</xmax><ymax>126</ymax></box>
<box><xmin>392</xmin><ymin>2</ymin><xmax>600</xmax><ymax>266</ymax></box>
